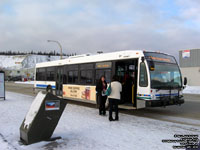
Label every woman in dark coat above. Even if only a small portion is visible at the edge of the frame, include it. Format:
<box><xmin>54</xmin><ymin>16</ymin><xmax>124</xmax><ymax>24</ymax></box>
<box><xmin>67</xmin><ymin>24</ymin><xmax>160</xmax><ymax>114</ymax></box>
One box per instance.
<box><xmin>96</xmin><ymin>75</ymin><xmax>107</xmax><ymax>115</ymax></box>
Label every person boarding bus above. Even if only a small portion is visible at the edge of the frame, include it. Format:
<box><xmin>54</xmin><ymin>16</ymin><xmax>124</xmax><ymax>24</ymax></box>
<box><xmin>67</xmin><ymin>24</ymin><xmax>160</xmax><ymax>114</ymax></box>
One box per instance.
<box><xmin>108</xmin><ymin>75</ymin><xmax>122</xmax><ymax>121</ymax></box>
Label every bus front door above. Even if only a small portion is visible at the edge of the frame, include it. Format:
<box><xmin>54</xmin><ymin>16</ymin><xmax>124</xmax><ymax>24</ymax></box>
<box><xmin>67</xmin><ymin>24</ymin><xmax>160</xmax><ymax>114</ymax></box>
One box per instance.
<box><xmin>56</xmin><ymin>67</ymin><xmax>63</xmax><ymax>96</ymax></box>
<box><xmin>115</xmin><ymin>60</ymin><xmax>138</xmax><ymax>107</ymax></box>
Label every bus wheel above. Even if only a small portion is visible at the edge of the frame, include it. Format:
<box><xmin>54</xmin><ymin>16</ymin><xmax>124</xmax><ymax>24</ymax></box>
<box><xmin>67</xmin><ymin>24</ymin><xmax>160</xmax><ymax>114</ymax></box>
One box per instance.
<box><xmin>46</xmin><ymin>85</ymin><xmax>53</xmax><ymax>94</ymax></box>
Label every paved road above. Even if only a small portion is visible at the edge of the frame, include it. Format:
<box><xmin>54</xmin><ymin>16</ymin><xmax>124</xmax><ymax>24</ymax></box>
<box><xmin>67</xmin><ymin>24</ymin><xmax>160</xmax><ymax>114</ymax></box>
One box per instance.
<box><xmin>5</xmin><ymin>82</ymin><xmax>36</xmax><ymax>97</ymax></box>
<box><xmin>5</xmin><ymin>82</ymin><xmax>200</xmax><ymax>127</ymax></box>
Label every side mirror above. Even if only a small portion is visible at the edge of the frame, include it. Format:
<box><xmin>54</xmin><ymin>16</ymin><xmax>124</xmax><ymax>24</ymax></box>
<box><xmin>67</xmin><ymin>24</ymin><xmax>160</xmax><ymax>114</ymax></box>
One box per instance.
<box><xmin>141</xmin><ymin>57</ymin><xmax>145</xmax><ymax>62</ymax></box>
<box><xmin>183</xmin><ymin>77</ymin><xmax>187</xmax><ymax>86</ymax></box>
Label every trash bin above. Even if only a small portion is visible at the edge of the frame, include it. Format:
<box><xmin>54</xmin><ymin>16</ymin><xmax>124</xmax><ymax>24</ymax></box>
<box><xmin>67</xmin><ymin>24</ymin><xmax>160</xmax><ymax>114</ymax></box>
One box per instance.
<box><xmin>20</xmin><ymin>91</ymin><xmax>67</xmax><ymax>145</ymax></box>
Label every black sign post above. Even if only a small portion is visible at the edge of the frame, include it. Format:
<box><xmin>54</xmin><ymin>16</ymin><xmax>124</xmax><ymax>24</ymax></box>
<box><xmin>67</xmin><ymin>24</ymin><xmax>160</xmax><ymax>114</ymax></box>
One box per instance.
<box><xmin>0</xmin><ymin>70</ymin><xmax>5</xmax><ymax>100</ymax></box>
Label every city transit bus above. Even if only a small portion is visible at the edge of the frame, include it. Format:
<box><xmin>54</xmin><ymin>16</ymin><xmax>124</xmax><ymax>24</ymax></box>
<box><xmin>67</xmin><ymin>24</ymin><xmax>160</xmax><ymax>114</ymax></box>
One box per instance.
<box><xmin>34</xmin><ymin>50</ymin><xmax>185</xmax><ymax>109</ymax></box>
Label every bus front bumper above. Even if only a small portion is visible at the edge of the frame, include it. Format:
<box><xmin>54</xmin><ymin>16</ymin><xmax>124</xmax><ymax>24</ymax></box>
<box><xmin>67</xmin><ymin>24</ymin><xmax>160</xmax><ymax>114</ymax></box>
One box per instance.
<box><xmin>146</xmin><ymin>96</ymin><xmax>184</xmax><ymax>107</ymax></box>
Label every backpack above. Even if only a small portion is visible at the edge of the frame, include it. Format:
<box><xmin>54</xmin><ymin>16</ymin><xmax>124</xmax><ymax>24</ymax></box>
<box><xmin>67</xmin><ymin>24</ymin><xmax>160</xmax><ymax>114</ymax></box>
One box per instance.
<box><xmin>105</xmin><ymin>83</ymin><xmax>112</xmax><ymax>96</ymax></box>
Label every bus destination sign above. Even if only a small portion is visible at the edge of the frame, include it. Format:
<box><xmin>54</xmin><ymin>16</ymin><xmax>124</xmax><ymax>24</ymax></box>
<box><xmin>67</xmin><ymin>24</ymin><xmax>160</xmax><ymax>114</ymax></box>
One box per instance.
<box><xmin>144</xmin><ymin>52</ymin><xmax>176</xmax><ymax>64</ymax></box>
<box><xmin>95</xmin><ymin>62</ymin><xmax>112</xmax><ymax>69</ymax></box>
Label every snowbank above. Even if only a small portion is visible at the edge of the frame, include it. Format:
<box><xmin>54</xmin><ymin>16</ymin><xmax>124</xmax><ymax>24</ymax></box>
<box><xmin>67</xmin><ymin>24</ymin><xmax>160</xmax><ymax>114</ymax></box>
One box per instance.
<box><xmin>0</xmin><ymin>92</ymin><xmax>199</xmax><ymax>150</ymax></box>
<box><xmin>0</xmin><ymin>55</ymin><xmax>60</xmax><ymax>70</ymax></box>
<box><xmin>23</xmin><ymin>91</ymin><xmax>46</xmax><ymax>129</ymax></box>
<box><xmin>0</xmin><ymin>55</ymin><xmax>25</xmax><ymax>69</ymax></box>
<box><xmin>183</xmin><ymin>86</ymin><xmax>200</xmax><ymax>94</ymax></box>
<box><xmin>15</xmin><ymin>81</ymin><xmax>35</xmax><ymax>85</ymax></box>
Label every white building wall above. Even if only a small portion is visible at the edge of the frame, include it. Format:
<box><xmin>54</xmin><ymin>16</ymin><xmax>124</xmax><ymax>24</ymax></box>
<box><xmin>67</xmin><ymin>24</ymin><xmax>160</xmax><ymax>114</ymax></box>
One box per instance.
<box><xmin>180</xmin><ymin>67</ymin><xmax>200</xmax><ymax>86</ymax></box>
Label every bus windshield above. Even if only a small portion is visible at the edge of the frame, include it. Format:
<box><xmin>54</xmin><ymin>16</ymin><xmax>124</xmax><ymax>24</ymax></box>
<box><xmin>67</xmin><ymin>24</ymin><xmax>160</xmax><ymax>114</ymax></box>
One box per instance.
<box><xmin>144</xmin><ymin>52</ymin><xmax>182</xmax><ymax>89</ymax></box>
<box><xmin>149</xmin><ymin>63</ymin><xmax>181</xmax><ymax>89</ymax></box>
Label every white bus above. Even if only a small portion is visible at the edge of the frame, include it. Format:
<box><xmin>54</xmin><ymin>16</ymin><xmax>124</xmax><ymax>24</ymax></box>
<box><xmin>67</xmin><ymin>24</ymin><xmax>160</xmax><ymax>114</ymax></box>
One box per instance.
<box><xmin>34</xmin><ymin>50</ymin><xmax>185</xmax><ymax>109</ymax></box>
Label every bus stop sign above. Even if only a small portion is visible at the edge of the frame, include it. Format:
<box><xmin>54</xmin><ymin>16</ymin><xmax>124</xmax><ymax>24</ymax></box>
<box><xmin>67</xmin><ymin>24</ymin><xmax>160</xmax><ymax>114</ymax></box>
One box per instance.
<box><xmin>0</xmin><ymin>70</ymin><xmax>5</xmax><ymax>100</ymax></box>
<box><xmin>20</xmin><ymin>91</ymin><xmax>67</xmax><ymax>145</ymax></box>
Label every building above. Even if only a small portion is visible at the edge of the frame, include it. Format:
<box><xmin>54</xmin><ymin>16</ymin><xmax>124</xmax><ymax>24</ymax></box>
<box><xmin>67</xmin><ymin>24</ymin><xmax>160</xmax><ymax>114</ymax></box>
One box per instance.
<box><xmin>0</xmin><ymin>55</ymin><xmax>60</xmax><ymax>80</ymax></box>
<box><xmin>179</xmin><ymin>49</ymin><xmax>200</xmax><ymax>86</ymax></box>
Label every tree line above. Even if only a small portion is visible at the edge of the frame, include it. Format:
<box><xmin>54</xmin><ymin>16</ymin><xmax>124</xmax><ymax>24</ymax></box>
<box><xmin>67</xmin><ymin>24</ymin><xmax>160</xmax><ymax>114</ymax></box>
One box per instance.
<box><xmin>0</xmin><ymin>50</ymin><xmax>77</xmax><ymax>57</ymax></box>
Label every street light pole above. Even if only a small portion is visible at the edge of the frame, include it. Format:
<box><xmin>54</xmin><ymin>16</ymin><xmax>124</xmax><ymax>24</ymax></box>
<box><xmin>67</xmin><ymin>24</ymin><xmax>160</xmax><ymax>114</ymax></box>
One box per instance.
<box><xmin>47</xmin><ymin>40</ymin><xmax>63</xmax><ymax>60</ymax></box>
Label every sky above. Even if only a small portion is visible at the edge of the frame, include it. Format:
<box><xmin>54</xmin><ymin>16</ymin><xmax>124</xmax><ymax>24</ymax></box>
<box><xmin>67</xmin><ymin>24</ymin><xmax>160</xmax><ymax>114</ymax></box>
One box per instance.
<box><xmin>0</xmin><ymin>0</ymin><xmax>200</xmax><ymax>58</ymax></box>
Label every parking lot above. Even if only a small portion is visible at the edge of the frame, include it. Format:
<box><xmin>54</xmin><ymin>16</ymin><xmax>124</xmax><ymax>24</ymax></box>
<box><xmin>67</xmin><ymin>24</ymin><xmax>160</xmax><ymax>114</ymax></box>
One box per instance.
<box><xmin>5</xmin><ymin>82</ymin><xmax>200</xmax><ymax>127</ymax></box>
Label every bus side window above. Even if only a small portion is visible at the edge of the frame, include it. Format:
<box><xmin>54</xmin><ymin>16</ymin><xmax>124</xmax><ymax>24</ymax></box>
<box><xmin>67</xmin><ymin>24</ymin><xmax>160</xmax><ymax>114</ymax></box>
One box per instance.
<box><xmin>74</xmin><ymin>71</ymin><xmax>78</xmax><ymax>83</ymax></box>
<box><xmin>68</xmin><ymin>71</ymin><xmax>73</xmax><ymax>83</ymax></box>
<box><xmin>95</xmin><ymin>69</ymin><xmax>111</xmax><ymax>83</ymax></box>
<box><xmin>139</xmin><ymin>62</ymin><xmax>148</xmax><ymax>87</ymax></box>
<box><xmin>80</xmin><ymin>70</ymin><xmax>93</xmax><ymax>84</ymax></box>
<box><xmin>36</xmin><ymin>68</ymin><xmax>40</xmax><ymax>80</ymax></box>
<box><xmin>36</xmin><ymin>68</ymin><xmax>46</xmax><ymax>81</ymax></box>
<box><xmin>95</xmin><ymin>70</ymin><xmax>104</xmax><ymax>83</ymax></box>
<box><xmin>68</xmin><ymin>71</ymin><xmax>78</xmax><ymax>84</ymax></box>
<box><xmin>67</xmin><ymin>65</ymin><xmax>79</xmax><ymax>84</ymax></box>
<box><xmin>104</xmin><ymin>70</ymin><xmax>111</xmax><ymax>83</ymax></box>
<box><xmin>46</xmin><ymin>67</ymin><xmax>55</xmax><ymax>81</ymax></box>
<box><xmin>80</xmin><ymin>63</ymin><xmax>94</xmax><ymax>84</ymax></box>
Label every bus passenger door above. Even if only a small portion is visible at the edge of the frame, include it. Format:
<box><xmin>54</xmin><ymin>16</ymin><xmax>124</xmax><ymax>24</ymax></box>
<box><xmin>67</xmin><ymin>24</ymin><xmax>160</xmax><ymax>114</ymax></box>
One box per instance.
<box><xmin>56</xmin><ymin>66</ymin><xmax>63</xmax><ymax>96</ymax></box>
<box><xmin>131</xmin><ymin>60</ymin><xmax>138</xmax><ymax>107</ymax></box>
<box><xmin>115</xmin><ymin>59</ymin><xmax>138</xmax><ymax>107</ymax></box>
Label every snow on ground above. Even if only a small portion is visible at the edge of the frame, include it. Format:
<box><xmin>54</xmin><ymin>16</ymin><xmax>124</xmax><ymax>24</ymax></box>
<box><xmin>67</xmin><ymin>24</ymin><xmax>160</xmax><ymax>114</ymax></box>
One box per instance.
<box><xmin>15</xmin><ymin>81</ymin><xmax>35</xmax><ymax>85</ymax></box>
<box><xmin>0</xmin><ymin>92</ymin><xmax>200</xmax><ymax>150</ymax></box>
<box><xmin>183</xmin><ymin>86</ymin><xmax>200</xmax><ymax>94</ymax></box>
<box><xmin>23</xmin><ymin>91</ymin><xmax>46</xmax><ymax>129</ymax></box>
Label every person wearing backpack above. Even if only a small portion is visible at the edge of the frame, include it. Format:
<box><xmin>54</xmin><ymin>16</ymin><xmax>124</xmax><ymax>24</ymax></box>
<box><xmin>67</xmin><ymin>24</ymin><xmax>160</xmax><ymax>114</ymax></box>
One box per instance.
<box><xmin>96</xmin><ymin>75</ymin><xmax>107</xmax><ymax>116</ymax></box>
<box><xmin>108</xmin><ymin>75</ymin><xmax>122</xmax><ymax>121</ymax></box>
